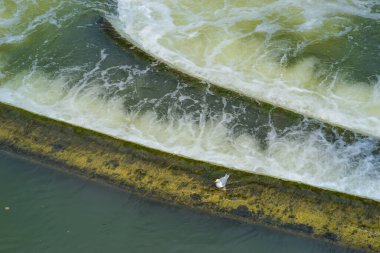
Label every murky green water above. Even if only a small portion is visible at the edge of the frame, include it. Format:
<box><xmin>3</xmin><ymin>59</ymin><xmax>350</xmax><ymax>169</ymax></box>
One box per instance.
<box><xmin>0</xmin><ymin>151</ymin><xmax>359</xmax><ymax>253</ymax></box>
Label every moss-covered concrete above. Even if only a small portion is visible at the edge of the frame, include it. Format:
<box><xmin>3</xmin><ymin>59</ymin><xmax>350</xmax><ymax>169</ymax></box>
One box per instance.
<box><xmin>0</xmin><ymin>102</ymin><xmax>379</xmax><ymax>252</ymax></box>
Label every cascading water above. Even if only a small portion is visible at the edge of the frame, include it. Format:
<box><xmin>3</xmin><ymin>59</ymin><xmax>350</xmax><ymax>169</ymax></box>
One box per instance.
<box><xmin>0</xmin><ymin>0</ymin><xmax>379</xmax><ymax>200</ymax></box>
<box><xmin>114</xmin><ymin>0</ymin><xmax>380</xmax><ymax>138</ymax></box>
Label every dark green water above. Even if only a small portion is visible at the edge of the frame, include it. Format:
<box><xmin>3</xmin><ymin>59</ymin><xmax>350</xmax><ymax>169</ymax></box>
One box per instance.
<box><xmin>0</xmin><ymin>151</ymin><xmax>358</xmax><ymax>253</ymax></box>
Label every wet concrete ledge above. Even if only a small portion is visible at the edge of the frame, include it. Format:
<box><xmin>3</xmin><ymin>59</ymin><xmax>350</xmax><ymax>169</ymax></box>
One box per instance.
<box><xmin>0</xmin><ymin>102</ymin><xmax>379</xmax><ymax>252</ymax></box>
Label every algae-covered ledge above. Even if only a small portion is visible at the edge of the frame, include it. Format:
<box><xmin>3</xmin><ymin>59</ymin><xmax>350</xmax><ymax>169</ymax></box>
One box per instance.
<box><xmin>0</xmin><ymin>102</ymin><xmax>379</xmax><ymax>252</ymax></box>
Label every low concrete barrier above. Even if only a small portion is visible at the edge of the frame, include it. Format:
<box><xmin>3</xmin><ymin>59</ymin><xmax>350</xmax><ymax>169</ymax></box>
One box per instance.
<box><xmin>0</xmin><ymin>102</ymin><xmax>379</xmax><ymax>251</ymax></box>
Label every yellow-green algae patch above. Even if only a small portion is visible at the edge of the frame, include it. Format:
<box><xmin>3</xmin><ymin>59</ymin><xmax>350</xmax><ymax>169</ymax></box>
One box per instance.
<box><xmin>0</xmin><ymin>102</ymin><xmax>379</xmax><ymax>252</ymax></box>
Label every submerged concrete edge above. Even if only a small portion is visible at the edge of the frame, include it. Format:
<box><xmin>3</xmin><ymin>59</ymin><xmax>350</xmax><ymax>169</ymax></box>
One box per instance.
<box><xmin>0</xmin><ymin>102</ymin><xmax>379</xmax><ymax>251</ymax></box>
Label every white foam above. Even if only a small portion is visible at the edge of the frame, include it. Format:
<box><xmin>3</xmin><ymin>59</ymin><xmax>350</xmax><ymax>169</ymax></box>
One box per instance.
<box><xmin>0</xmin><ymin>69</ymin><xmax>379</xmax><ymax>200</ymax></box>
<box><xmin>114</xmin><ymin>0</ymin><xmax>380</xmax><ymax>138</ymax></box>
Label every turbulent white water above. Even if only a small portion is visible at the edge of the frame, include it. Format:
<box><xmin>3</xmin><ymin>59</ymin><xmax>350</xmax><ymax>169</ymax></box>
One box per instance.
<box><xmin>115</xmin><ymin>0</ymin><xmax>380</xmax><ymax>138</ymax></box>
<box><xmin>1</xmin><ymin>58</ymin><xmax>379</xmax><ymax>200</ymax></box>
<box><xmin>0</xmin><ymin>0</ymin><xmax>380</xmax><ymax>201</ymax></box>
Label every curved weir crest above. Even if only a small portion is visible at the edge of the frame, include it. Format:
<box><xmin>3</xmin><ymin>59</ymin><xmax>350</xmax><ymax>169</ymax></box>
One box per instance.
<box><xmin>114</xmin><ymin>0</ymin><xmax>380</xmax><ymax>139</ymax></box>
<box><xmin>0</xmin><ymin>1</ymin><xmax>380</xmax><ymax>201</ymax></box>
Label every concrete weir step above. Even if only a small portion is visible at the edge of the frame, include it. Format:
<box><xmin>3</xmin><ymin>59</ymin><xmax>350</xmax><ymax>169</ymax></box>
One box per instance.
<box><xmin>0</xmin><ymin>102</ymin><xmax>379</xmax><ymax>252</ymax></box>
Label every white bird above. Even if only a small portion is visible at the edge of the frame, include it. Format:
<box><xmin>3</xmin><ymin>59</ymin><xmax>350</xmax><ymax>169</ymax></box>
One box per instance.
<box><xmin>215</xmin><ymin>174</ymin><xmax>230</xmax><ymax>189</ymax></box>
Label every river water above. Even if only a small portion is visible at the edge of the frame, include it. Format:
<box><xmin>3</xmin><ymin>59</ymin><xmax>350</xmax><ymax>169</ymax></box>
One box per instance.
<box><xmin>0</xmin><ymin>2</ymin><xmax>379</xmax><ymax>200</ymax></box>
<box><xmin>0</xmin><ymin>151</ymin><xmax>358</xmax><ymax>253</ymax></box>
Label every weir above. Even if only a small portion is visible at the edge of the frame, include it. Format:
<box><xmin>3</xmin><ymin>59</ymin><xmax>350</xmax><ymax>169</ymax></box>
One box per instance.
<box><xmin>4</xmin><ymin>12</ymin><xmax>379</xmax><ymax>201</ymax></box>
<box><xmin>114</xmin><ymin>0</ymin><xmax>380</xmax><ymax>139</ymax></box>
<box><xmin>1</xmin><ymin>102</ymin><xmax>379</xmax><ymax>252</ymax></box>
<box><xmin>1</xmin><ymin>2</ymin><xmax>380</xmax><ymax>250</ymax></box>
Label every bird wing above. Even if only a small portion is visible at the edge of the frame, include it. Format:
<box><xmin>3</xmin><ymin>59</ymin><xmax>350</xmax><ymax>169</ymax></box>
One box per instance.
<box><xmin>220</xmin><ymin>174</ymin><xmax>229</xmax><ymax>184</ymax></box>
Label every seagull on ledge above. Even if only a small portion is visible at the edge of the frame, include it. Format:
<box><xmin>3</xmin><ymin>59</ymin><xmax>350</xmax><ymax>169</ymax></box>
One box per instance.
<box><xmin>215</xmin><ymin>174</ymin><xmax>230</xmax><ymax>189</ymax></box>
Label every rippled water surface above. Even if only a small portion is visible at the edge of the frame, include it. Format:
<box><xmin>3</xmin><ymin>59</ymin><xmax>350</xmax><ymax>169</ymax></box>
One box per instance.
<box><xmin>0</xmin><ymin>0</ymin><xmax>380</xmax><ymax>200</ymax></box>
